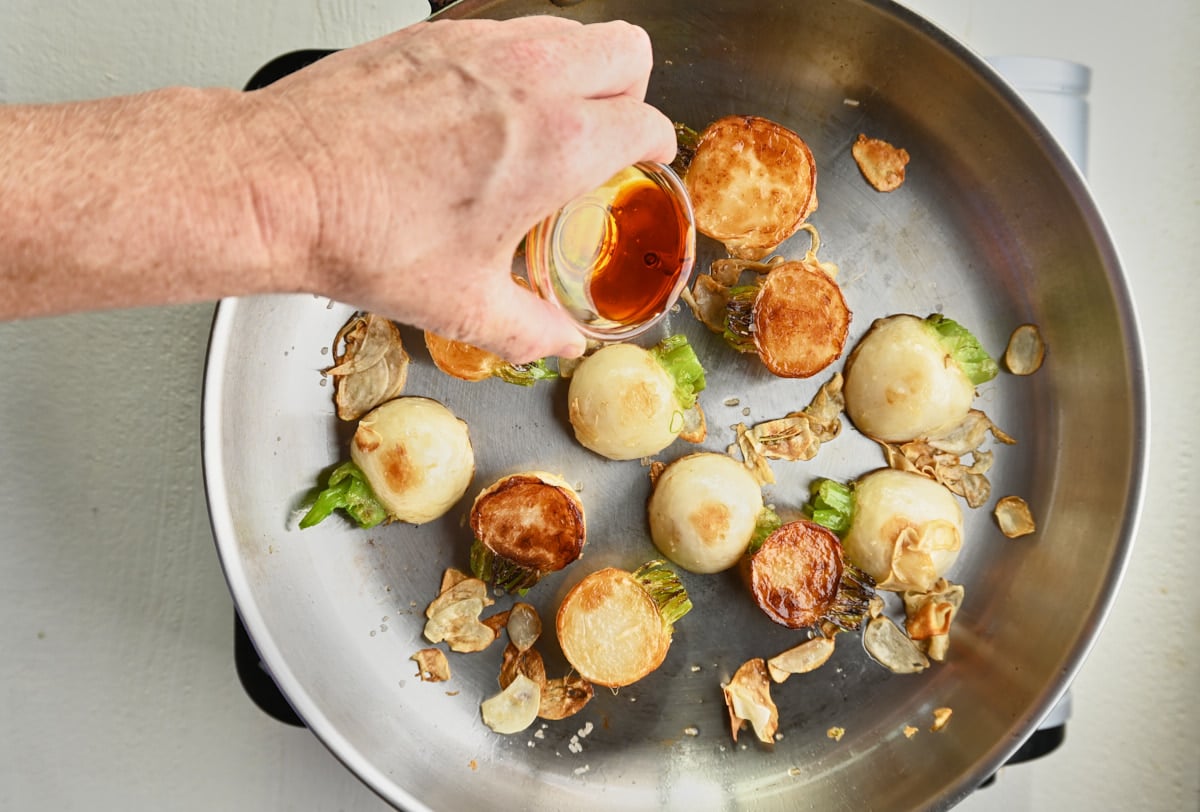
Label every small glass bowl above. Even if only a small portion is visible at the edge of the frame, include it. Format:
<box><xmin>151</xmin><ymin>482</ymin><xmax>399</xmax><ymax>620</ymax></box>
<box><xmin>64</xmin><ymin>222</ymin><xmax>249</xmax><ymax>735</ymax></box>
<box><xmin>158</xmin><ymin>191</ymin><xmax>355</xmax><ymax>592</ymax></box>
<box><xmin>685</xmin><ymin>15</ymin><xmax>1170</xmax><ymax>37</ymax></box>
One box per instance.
<box><xmin>525</xmin><ymin>162</ymin><xmax>696</xmax><ymax>342</ymax></box>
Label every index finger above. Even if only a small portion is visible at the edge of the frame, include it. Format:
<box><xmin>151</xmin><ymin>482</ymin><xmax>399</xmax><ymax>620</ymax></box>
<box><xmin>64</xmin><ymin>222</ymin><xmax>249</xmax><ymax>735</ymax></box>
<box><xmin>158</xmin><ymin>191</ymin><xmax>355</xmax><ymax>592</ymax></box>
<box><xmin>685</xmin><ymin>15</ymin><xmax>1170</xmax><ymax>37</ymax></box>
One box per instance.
<box><xmin>507</xmin><ymin>20</ymin><xmax>658</xmax><ymax>102</ymax></box>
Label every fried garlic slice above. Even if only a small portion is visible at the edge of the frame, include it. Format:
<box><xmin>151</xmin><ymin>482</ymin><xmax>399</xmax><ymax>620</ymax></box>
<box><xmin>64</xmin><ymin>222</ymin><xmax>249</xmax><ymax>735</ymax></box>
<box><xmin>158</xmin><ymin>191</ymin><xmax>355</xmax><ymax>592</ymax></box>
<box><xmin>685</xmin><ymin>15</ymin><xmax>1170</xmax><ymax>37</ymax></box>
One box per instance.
<box><xmin>423</xmin><ymin>574</ymin><xmax>497</xmax><ymax>653</ymax></box>
<box><xmin>722</xmin><ymin>659</ymin><xmax>779</xmax><ymax>744</ymax></box>
<box><xmin>995</xmin><ymin>495</ymin><xmax>1037</xmax><ymax>538</ymax></box>
<box><xmin>863</xmin><ymin>615</ymin><xmax>930</xmax><ymax>674</ymax></box>
<box><xmin>326</xmin><ymin>313</ymin><xmax>410</xmax><ymax>421</ymax></box>
<box><xmin>506</xmin><ymin>602</ymin><xmax>542</xmax><ymax>653</ymax></box>
<box><xmin>1005</xmin><ymin>324</ymin><xmax>1046</xmax><ymax>375</ymax></box>
<box><xmin>498</xmin><ymin>643</ymin><xmax>548</xmax><ymax>691</ymax></box>
<box><xmin>852</xmin><ymin>133</ymin><xmax>911</xmax><ymax>192</ymax></box>
<box><xmin>681</xmin><ymin>273</ymin><xmax>732</xmax><ymax>334</ymax></box>
<box><xmin>423</xmin><ymin>598</ymin><xmax>496</xmax><ymax>653</ymax></box>
<box><xmin>767</xmin><ymin>636</ymin><xmax>836</xmax><ymax>682</ymax></box>
<box><xmin>425</xmin><ymin>576</ymin><xmax>492</xmax><ymax>619</ymax></box>
<box><xmin>538</xmin><ymin>674</ymin><xmax>594</xmax><ymax>721</ymax></box>
<box><xmin>411</xmin><ymin>648</ymin><xmax>451</xmax><ymax>683</ymax></box>
<box><xmin>880</xmin><ymin>409</ymin><xmax>1014</xmax><ymax>508</ymax></box>
<box><xmin>481</xmin><ymin>673</ymin><xmax>541</xmax><ymax>735</ymax></box>
<box><xmin>903</xmin><ymin>579</ymin><xmax>965</xmax><ymax>662</ymax></box>
<box><xmin>731</xmin><ymin>373</ymin><xmax>844</xmax><ymax>485</ymax></box>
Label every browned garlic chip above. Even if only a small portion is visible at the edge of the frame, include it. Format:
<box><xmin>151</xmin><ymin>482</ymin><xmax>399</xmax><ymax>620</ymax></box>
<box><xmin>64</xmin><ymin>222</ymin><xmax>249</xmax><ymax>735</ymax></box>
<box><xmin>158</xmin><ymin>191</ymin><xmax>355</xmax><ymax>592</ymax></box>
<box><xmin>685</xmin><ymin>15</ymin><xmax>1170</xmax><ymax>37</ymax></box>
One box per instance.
<box><xmin>423</xmin><ymin>598</ymin><xmax>496</xmax><ymax>653</ymax></box>
<box><xmin>681</xmin><ymin>274</ymin><xmax>733</xmax><ymax>335</ymax></box>
<box><xmin>863</xmin><ymin>615</ymin><xmax>930</xmax><ymax>674</ymax></box>
<box><xmin>439</xmin><ymin>567</ymin><xmax>472</xmax><ymax>594</ymax></box>
<box><xmin>852</xmin><ymin>133</ymin><xmax>911</xmax><ymax>192</ymax></box>
<box><xmin>423</xmin><ymin>575</ymin><xmax>497</xmax><ymax>653</ymax></box>
<box><xmin>411</xmin><ymin>648</ymin><xmax>451</xmax><ymax>683</ymax></box>
<box><xmin>767</xmin><ymin>636</ymin><xmax>836</xmax><ymax>682</ymax></box>
<box><xmin>880</xmin><ymin>409</ymin><xmax>1015</xmax><ymax>509</ymax></box>
<box><xmin>538</xmin><ymin>675</ymin><xmax>594</xmax><ymax>721</ymax></box>
<box><xmin>499</xmin><ymin>643</ymin><xmax>548</xmax><ymax>691</ymax></box>
<box><xmin>326</xmin><ymin>313</ymin><xmax>410</xmax><ymax>421</ymax></box>
<box><xmin>506</xmin><ymin>602</ymin><xmax>542</xmax><ymax>653</ymax></box>
<box><xmin>930</xmin><ymin>707</ymin><xmax>953</xmax><ymax>732</ymax></box>
<box><xmin>1005</xmin><ymin>324</ymin><xmax>1046</xmax><ymax>375</ymax></box>
<box><xmin>902</xmin><ymin>579</ymin><xmax>965</xmax><ymax>662</ymax></box>
<box><xmin>994</xmin><ymin>495</ymin><xmax>1037</xmax><ymax>538</ymax></box>
<box><xmin>722</xmin><ymin>659</ymin><xmax>779</xmax><ymax>744</ymax></box>
<box><xmin>481</xmin><ymin>673</ymin><xmax>541</xmax><ymax>735</ymax></box>
<box><xmin>731</xmin><ymin>373</ymin><xmax>844</xmax><ymax>485</ymax></box>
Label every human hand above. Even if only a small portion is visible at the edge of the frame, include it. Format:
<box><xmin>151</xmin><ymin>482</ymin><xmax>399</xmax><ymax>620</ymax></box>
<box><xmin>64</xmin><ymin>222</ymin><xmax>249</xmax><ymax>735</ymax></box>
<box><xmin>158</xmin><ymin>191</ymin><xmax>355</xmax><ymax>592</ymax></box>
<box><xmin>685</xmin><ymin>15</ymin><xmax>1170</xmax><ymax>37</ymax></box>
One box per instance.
<box><xmin>251</xmin><ymin>16</ymin><xmax>677</xmax><ymax>362</ymax></box>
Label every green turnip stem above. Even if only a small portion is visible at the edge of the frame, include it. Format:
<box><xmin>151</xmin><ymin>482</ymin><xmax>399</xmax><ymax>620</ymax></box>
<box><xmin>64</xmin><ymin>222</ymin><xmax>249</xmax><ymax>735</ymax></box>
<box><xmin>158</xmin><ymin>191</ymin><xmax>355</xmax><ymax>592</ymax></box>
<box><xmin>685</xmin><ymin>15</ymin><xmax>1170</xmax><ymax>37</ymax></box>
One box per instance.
<box><xmin>671</xmin><ymin>122</ymin><xmax>701</xmax><ymax>175</ymax></box>
<box><xmin>494</xmin><ymin>358</ymin><xmax>557</xmax><ymax>387</ymax></box>
<box><xmin>722</xmin><ymin>285</ymin><xmax>759</xmax><ymax>354</ymax></box>
<box><xmin>746</xmin><ymin>506</ymin><xmax>783</xmax><ymax>555</ymax></box>
<box><xmin>804</xmin><ymin>478</ymin><xmax>855</xmax><ymax>537</ymax></box>
<box><xmin>300</xmin><ymin>461</ymin><xmax>387</xmax><ymax>529</ymax></box>
<box><xmin>924</xmin><ymin>314</ymin><xmax>999</xmax><ymax>386</ymax></box>
<box><xmin>824</xmin><ymin>562</ymin><xmax>876</xmax><ymax>632</ymax></box>
<box><xmin>469</xmin><ymin>537</ymin><xmax>540</xmax><ymax>595</ymax></box>
<box><xmin>633</xmin><ymin>560</ymin><xmax>693</xmax><ymax>630</ymax></box>
<box><xmin>649</xmin><ymin>334</ymin><xmax>707</xmax><ymax>411</ymax></box>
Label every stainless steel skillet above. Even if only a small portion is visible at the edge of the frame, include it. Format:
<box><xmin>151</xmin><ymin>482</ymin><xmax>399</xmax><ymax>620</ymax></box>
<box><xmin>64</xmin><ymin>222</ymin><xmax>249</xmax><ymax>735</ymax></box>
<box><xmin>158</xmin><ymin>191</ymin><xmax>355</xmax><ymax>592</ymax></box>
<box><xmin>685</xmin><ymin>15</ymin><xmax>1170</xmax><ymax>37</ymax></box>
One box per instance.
<box><xmin>203</xmin><ymin>1</ymin><xmax>1147</xmax><ymax>809</ymax></box>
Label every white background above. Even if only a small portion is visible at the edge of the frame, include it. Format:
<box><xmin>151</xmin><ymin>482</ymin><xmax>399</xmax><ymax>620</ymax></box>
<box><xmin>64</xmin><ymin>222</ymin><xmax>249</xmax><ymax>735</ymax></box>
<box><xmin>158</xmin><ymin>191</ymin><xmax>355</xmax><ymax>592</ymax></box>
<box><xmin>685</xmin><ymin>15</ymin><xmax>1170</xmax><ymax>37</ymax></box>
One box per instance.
<box><xmin>1</xmin><ymin>0</ymin><xmax>1197</xmax><ymax>809</ymax></box>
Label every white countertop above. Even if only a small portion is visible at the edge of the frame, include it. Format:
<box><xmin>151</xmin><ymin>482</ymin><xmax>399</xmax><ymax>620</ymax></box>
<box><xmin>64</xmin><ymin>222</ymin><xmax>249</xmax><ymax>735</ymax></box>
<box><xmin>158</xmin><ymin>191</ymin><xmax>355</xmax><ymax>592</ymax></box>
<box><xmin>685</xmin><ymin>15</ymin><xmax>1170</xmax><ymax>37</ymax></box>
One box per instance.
<box><xmin>2</xmin><ymin>1</ymin><xmax>1197</xmax><ymax>809</ymax></box>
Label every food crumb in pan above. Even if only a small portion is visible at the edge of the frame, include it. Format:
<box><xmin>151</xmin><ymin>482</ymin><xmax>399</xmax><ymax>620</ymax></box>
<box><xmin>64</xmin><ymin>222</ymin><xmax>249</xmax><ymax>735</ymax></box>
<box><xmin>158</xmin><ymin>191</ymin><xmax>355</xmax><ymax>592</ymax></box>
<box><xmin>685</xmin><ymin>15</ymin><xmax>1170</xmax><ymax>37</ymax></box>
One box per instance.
<box><xmin>691</xmin><ymin>664</ymin><xmax>702</xmax><ymax>673</ymax></box>
<box><xmin>931</xmin><ymin>707</ymin><xmax>953</xmax><ymax>732</ymax></box>
<box><xmin>843</xmin><ymin>98</ymin><xmax>860</xmax><ymax>107</ymax></box>
<box><xmin>683</xmin><ymin>726</ymin><xmax>700</xmax><ymax>737</ymax></box>
<box><xmin>468</xmin><ymin>760</ymin><xmax>478</xmax><ymax>771</ymax></box>
<box><xmin>724</xmin><ymin>397</ymin><xmax>741</xmax><ymax>407</ymax></box>
<box><xmin>574</xmin><ymin>765</ymin><xmax>590</xmax><ymax>776</ymax></box>
<box><xmin>903</xmin><ymin>725</ymin><xmax>919</xmax><ymax>739</ymax></box>
<box><xmin>827</xmin><ymin>726</ymin><xmax>845</xmax><ymax>741</ymax></box>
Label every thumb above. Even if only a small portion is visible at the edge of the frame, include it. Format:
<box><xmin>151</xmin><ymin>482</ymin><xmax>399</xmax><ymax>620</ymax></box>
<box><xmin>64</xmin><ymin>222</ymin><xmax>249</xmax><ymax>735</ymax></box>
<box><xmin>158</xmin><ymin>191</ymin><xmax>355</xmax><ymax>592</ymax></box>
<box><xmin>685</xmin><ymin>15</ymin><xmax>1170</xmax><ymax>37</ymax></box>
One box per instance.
<box><xmin>470</xmin><ymin>273</ymin><xmax>588</xmax><ymax>364</ymax></box>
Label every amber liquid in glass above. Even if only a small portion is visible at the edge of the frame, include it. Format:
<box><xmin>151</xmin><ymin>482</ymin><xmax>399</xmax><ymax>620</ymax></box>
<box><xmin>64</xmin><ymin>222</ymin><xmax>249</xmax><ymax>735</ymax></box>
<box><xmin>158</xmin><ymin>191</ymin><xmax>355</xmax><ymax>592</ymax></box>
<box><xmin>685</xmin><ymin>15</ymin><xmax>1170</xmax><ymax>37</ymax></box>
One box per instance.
<box><xmin>550</xmin><ymin>171</ymin><xmax>690</xmax><ymax>329</ymax></box>
<box><xmin>586</xmin><ymin>179</ymin><xmax>689</xmax><ymax>325</ymax></box>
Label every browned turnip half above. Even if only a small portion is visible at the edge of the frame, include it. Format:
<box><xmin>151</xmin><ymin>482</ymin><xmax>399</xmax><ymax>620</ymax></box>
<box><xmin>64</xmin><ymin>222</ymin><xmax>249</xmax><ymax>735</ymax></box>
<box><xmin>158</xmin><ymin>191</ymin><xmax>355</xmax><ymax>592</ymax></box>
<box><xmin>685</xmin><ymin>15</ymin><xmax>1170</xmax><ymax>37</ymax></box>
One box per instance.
<box><xmin>748</xmin><ymin>520</ymin><xmax>874</xmax><ymax>630</ymax></box>
<box><xmin>469</xmin><ymin>472</ymin><xmax>586</xmax><ymax>594</ymax></box>
<box><xmin>685</xmin><ymin>115</ymin><xmax>818</xmax><ymax>260</ymax></box>
<box><xmin>555</xmin><ymin>562</ymin><xmax>691</xmax><ymax>688</ymax></box>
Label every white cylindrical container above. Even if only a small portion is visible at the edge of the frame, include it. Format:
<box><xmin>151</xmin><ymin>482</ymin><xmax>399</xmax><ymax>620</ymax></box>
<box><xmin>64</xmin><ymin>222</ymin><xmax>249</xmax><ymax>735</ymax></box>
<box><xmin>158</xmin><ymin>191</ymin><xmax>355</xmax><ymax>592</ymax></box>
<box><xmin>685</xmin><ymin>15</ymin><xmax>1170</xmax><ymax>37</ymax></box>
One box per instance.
<box><xmin>989</xmin><ymin>55</ymin><xmax>1091</xmax><ymax>174</ymax></box>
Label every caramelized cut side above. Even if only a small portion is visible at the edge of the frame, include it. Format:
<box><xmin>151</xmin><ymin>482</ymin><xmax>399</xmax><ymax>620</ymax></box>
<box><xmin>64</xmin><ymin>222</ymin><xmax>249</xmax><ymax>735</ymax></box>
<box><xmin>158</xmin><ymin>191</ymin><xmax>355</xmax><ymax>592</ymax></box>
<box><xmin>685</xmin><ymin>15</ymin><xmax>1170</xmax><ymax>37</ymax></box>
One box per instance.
<box><xmin>471</xmin><ymin>474</ymin><xmax>585</xmax><ymax>574</ymax></box>
<box><xmin>752</xmin><ymin>261</ymin><xmax>850</xmax><ymax>378</ymax></box>
<box><xmin>556</xmin><ymin>568</ymin><xmax>670</xmax><ymax>688</ymax></box>
<box><xmin>685</xmin><ymin>115</ymin><xmax>817</xmax><ymax>260</ymax></box>
<box><xmin>424</xmin><ymin>330</ymin><xmax>505</xmax><ymax>382</ymax></box>
<box><xmin>749</xmin><ymin>521</ymin><xmax>844</xmax><ymax>629</ymax></box>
